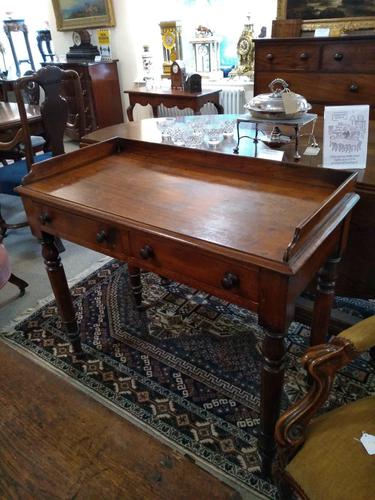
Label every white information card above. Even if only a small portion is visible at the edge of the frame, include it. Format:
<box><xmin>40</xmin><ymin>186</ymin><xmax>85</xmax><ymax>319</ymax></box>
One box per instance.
<box><xmin>323</xmin><ymin>105</ymin><xmax>369</xmax><ymax>169</ymax></box>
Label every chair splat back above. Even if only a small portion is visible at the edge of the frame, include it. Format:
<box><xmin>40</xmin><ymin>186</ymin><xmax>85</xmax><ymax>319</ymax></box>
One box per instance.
<box><xmin>0</xmin><ymin>65</ymin><xmax>84</xmax><ymax>236</ymax></box>
<box><xmin>14</xmin><ymin>65</ymin><xmax>85</xmax><ymax>157</ymax></box>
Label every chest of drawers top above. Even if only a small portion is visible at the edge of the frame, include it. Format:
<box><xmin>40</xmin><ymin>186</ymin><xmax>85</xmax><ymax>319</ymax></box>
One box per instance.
<box><xmin>254</xmin><ymin>35</ymin><xmax>375</xmax><ymax>73</ymax></box>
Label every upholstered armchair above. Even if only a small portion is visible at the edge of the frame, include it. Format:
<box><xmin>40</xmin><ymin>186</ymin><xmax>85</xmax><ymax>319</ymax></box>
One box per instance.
<box><xmin>275</xmin><ymin>316</ymin><xmax>375</xmax><ymax>500</ymax></box>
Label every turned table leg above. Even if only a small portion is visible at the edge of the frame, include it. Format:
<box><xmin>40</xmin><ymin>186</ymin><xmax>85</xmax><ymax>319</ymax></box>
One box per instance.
<box><xmin>258</xmin><ymin>328</ymin><xmax>287</xmax><ymax>478</ymax></box>
<box><xmin>310</xmin><ymin>256</ymin><xmax>341</xmax><ymax>347</ymax></box>
<box><xmin>257</xmin><ymin>271</ymin><xmax>291</xmax><ymax>478</ymax></box>
<box><xmin>128</xmin><ymin>264</ymin><xmax>143</xmax><ymax>309</ymax></box>
<box><xmin>41</xmin><ymin>233</ymin><xmax>82</xmax><ymax>355</ymax></box>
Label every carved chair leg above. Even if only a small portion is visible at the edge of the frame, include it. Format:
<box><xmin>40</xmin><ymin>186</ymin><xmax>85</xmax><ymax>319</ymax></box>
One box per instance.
<box><xmin>0</xmin><ymin>202</ymin><xmax>28</xmax><ymax>236</ymax></box>
<box><xmin>8</xmin><ymin>273</ymin><xmax>29</xmax><ymax>296</ymax></box>
<box><xmin>41</xmin><ymin>233</ymin><xmax>83</xmax><ymax>356</ymax></box>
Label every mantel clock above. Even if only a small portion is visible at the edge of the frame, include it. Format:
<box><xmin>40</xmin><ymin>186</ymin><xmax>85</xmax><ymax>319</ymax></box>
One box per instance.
<box><xmin>159</xmin><ymin>21</ymin><xmax>183</xmax><ymax>76</ymax></box>
<box><xmin>229</xmin><ymin>14</ymin><xmax>255</xmax><ymax>78</ymax></box>
<box><xmin>171</xmin><ymin>60</ymin><xmax>186</xmax><ymax>90</ymax></box>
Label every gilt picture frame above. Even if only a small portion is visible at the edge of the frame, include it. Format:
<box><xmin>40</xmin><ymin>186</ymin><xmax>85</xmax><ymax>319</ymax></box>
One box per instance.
<box><xmin>52</xmin><ymin>0</ymin><xmax>116</xmax><ymax>31</ymax></box>
<box><xmin>277</xmin><ymin>0</ymin><xmax>375</xmax><ymax>36</ymax></box>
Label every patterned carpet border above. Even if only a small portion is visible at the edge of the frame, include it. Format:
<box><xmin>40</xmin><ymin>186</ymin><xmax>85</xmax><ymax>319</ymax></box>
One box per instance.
<box><xmin>3</xmin><ymin>260</ymin><xmax>375</xmax><ymax>500</ymax></box>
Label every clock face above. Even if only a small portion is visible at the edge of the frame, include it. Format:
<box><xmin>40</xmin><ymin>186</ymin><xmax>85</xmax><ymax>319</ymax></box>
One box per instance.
<box><xmin>238</xmin><ymin>38</ymin><xmax>250</xmax><ymax>55</ymax></box>
<box><xmin>162</xmin><ymin>32</ymin><xmax>176</xmax><ymax>50</ymax></box>
<box><xmin>72</xmin><ymin>31</ymin><xmax>82</xmax><ymax>46</ymax></box>
<box><xmin>172</xmin><ymin>64</ymin><xmax>179</xmax><ymax>74</ymax></box>
<box><xmin>198</xmin><ymin>44</ymin><xmax>208</xmax><ymax>56</ymax></box>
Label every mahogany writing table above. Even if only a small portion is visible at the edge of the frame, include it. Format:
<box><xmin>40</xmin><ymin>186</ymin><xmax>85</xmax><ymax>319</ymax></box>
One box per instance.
<box><xmin>81</xmin><ymin>115</ymin><xmax>375</xmax><ymax>301</ymax></box>
<box><xmin>125</xmin><ymin>87</ymin><xmax>224</xmax><ymax>121</ymax></box>
<box><xmin>17</xmin><ymin>139</ymin><xmax>358</xmax><ymax>477</ymax></box>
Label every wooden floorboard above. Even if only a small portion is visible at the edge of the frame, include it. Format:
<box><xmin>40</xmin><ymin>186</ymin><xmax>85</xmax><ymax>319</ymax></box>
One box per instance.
<box><xmin>0</xmin><ymin>340</ymin><xmax>240</xmax><ymax>500</ymax></box>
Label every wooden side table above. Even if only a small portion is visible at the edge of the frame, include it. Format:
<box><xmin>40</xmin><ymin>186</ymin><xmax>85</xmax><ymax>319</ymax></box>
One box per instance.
<box><xmin>125</xmin><ymin>87</ymin><xmax>224</xmax><ymax>121</ymax></box>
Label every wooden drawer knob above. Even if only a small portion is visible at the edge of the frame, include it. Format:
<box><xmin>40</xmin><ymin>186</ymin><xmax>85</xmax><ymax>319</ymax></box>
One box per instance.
<box><xmin>221</xmin><ymin>272</ymin><xmax>240</xmax><ymax>290</ymax></box>
<box><xmin>139</xmin><ymin>244</ymin><xmax>154</xmax><ymax>259</ymax></box>
<box><xmin>334</xmin><ymin>53</ymin><xmax>343</xmax><ymax>61</ymax></box>
<box><xmin>299</xmin><ymin>52</ymin><xmax>308</xmax><ymax>60</ymax></box>
<box><xmin>39</xmin><ymin>212</ymin><xmax>51</xmax><ymax>225</ymax></box>
<box><xmin>266</xmin><ymin>53</ymin><xmax>274</xmax><ymax>61</ymax></box>
<box><xmin>96</xmin><ymin>230</ymin><xmax>108</xmax><ymax>243</ymax></box>
<box><xmin>349</xmin><ymin>83</ymin><xmax>359</xmax><ymax>92</ymax></box>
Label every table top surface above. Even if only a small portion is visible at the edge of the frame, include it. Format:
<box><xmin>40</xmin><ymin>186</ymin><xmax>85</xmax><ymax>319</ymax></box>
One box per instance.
<box><xmin>0</xmin><ymin>101</ymin><xmax>41</xmax><ymax>130</ymax></box>
<box><xmin>82</xmin><ymin>114</ymin><xmax>375</xmax><ymax>189</ymax></box>
<box><xmin>125</xmin><ymin>87</ymin><xmax>221</xmax><ymax>98</ymax></box>
<box><xmin>19</xmin><ymin>139</ymin><xmax>356</xmax><ymax>273</ymax></box>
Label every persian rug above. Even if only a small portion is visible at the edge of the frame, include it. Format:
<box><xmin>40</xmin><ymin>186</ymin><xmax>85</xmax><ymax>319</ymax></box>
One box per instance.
<box><xmin>3</xmin><ymin>261</ymin><xmax>375</xmax><ymax>499</ymax></box>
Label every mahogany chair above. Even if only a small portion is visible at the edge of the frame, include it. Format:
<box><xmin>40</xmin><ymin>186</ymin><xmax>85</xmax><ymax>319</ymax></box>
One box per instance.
<box><xmin>0</xmin><ymin>65</ymin><xmax>85</xmax><ymax>235</ymax></box>
<box><xmin>275</xmin><ymin>316</ymin><xmax>375</xmax><ymax>500</ymax></box>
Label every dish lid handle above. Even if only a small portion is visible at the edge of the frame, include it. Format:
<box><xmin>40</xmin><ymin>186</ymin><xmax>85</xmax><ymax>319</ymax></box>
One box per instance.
<box><xmin>269</xmin><ymin>78</ymin><xmax>289</xmax><ymax>97</ymax></box>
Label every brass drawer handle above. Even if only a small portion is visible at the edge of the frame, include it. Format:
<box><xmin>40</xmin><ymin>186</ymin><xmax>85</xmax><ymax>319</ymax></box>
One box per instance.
<box><xmin>266</xmin><ymin>53</ymin><xmax>274</xmax><ymax>61</ymax></box>
<box><xmin>334</xmin><ymin>52</ymin><xmax>343</xmax><ymax>61</ymax></box>
<box><xmin>39</xmin><ymin>212</ymin><xmax>52</xmax><ymax>225</ymax></box>
<box><xmin>221</xmin><ymin>272</ymin><xmax>240</xmax><ymax>290</ymax></box>
<box><xmin>96</xmin><ymin>230</ymin><xmax>107</xmax><ymax>243</ymax></box>
<box><xmin>349</xmin><ymin>83</ymin><xmax>359</xmax><ymax>92</ymax></box>
<box><xmin>299</xmin><ymin>52</ymin><xmax>308</xmax><ymax>60</ymax></box>
<box><xmin>139</xmin><ymin>244</ymin><xmax>154</xmax><ymax>259</ymax></box>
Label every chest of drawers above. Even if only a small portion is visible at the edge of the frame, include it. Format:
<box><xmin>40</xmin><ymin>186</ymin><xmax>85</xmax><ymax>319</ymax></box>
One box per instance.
<box><xmin>254</xmin><ymin>36</ymin><xmax>375</xmax><ymax>118</ymax></box>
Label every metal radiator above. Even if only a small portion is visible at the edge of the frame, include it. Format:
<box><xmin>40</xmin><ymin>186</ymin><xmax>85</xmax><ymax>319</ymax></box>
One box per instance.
<box><xmin>158</xmin><ymin>87</ymin><xmax>246</xmax><ymax>117</ymax></box>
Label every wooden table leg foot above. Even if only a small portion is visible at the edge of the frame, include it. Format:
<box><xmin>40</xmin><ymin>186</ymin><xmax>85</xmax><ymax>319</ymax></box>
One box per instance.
<box><xmin>41</xmin><ymin>233</ymin><xmax>82</xmax><ymax>355</ymax></box>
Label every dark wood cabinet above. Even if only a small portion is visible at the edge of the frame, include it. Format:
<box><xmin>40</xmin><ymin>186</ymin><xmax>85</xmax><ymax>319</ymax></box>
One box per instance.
<box><xmin>43</xmin><ymin>61</ymin><xmax>124</xmax><ymax>139</ymax></box>
<box><xmin>254</xmin><ymin>35</ymin><xmax>375</xmax><ymax>119</ymax></box>
<box><xmin>254</xmin><ymin>35</ymin><xmax>375</xmax><ymax>299</ymax></box>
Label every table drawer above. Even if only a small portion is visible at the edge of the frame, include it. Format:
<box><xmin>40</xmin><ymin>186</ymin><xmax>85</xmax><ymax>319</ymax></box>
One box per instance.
<box><xmin>35</xmin><ymin>204</ymin><xmax>127</xmax><ymax>258</ymax></box>
<box><xmin>321</xmin><ymin>42</ymin><xmax>375</xmax><ymax>72</ymax></box>
<box><xmin>255</xmin><ymin>43</ymin><xmax>320</xmax><ymax>72</ymax></box>
<box><xmin>129</xmin><ymin>230</ymin><xmax>258</xmax><ymax>303</ymax></box>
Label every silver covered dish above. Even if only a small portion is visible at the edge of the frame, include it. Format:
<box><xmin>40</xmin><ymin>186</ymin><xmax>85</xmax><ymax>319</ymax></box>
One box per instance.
<box><xmin>245</xmin><ymin>78</ymin><xmax>311</xmax><ymax>119</ymax></box>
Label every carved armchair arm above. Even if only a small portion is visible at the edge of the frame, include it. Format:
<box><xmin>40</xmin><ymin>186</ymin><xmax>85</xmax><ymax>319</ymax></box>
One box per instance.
<box><xmin>275</xmin><ymin>315</ymin><xmax>375</xmax><ymax>462</ymax></box>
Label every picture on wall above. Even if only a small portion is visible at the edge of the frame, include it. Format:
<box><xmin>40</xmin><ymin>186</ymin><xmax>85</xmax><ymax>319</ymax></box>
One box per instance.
<box><xmin>52</xmin><ymin>0</ymin><xmax>116</xmax><ymax>31</ymax></box>
<box><xmin>285</xmin><ymin>0</ymin><xmax>375</xmax><ymax>20</ymax></box>
<box><xmin>277</xmin><ymin>0</ymin><xmax>375</xmax><ymax>35</ymax></box>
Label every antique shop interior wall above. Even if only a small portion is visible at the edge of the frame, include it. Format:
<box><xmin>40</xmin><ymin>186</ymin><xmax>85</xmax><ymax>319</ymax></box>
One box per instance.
<box><xmin>0</xmin><ymin>0</ymin><xmax>277</xmax><ymax>121</ymax></box>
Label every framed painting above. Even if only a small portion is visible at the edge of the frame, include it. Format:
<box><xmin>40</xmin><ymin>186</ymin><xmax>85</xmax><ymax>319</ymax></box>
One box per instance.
<box><xmin>277</xmin><ymin>0</ymin><xmax>375</xmax><ymax>36</ymax></box>
<box><xmin>52</xmin><ymin>0</ymin><xmax>116</xmax><ymax>31</ymax></box>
